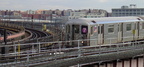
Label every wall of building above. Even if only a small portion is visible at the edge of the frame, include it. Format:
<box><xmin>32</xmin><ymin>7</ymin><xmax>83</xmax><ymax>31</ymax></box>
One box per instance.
<box><xmin>82</xmin><ymin>56</ymin><xmax>144</xmax><ymax>67</ymax></box>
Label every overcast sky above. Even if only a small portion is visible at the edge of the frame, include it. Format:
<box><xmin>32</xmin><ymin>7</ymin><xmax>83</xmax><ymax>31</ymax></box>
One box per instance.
<box><xmin>0</xmin><ymin>0</ymin><xmax>144</xmax><ymax>12</ymax></box>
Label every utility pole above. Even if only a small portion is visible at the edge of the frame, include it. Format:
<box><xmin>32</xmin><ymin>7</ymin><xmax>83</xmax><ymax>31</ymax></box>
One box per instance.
<box><xmin>8</xmin><ymin>10</ymin><xmax>10</xmax><ymax>24</ymax></box>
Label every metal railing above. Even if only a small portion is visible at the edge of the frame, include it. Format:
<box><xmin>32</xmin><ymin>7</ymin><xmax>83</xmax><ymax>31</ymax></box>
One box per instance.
<box><xmin>0</xmin><ymin>36</ymin><xmax>144</xmax><ymax>67</ymax></box>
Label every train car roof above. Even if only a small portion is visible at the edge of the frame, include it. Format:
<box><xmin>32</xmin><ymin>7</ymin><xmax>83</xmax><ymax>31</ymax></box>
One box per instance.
<box><xmin>66</xmin><ymin>16</ymin><xmax>143</xmax><ymax>25</ymax></box>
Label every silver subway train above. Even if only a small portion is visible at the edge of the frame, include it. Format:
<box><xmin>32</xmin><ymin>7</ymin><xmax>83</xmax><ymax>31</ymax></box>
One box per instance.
<box><xmin>65</xmin><ymin>16</ymin><xmax>144</xmax><ymax>46</ymax></box>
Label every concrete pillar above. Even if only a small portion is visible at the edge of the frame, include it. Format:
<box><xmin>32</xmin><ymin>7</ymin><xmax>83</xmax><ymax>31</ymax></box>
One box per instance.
<box><xmin>138</xmin><ymin>58</ymin><xmax>143</xmax><ymax>67</ymax></box>
<box><xmin>117</xmin><ymin>61</ymin><xmax>122</xmax><ymax>67</ymax></box>
<box><xmin>131</xmin><ymin>59</ymin><xmax>137</xmax><ymax>67</ymax></box>
<box><xmin>124</xmin><ymin>60</ymin><xmax>130</xmax><ymax>67</ymax></box>
<box><xmin>107</xmin><ymin>63</ymin><xmax>113</xmax><ymax>67</ymax></box>
<box><xmin>86</xmin><ymin>57</ymin><xmax>144</xmax><ymax>67</ymax></box>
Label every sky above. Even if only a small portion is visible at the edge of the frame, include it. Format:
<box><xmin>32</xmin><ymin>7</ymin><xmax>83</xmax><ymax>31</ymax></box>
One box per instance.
<box><xmin>0</xmin><ymin>0</ymin><xmax>144</xmax><ymax>12</ymax></box>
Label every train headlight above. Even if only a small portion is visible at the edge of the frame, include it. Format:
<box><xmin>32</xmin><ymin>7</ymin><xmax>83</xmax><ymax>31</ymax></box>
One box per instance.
<box><xmin>81</xmin><ymin>41</ymin><xmax>83</xmax><ymax>43</ymax></box>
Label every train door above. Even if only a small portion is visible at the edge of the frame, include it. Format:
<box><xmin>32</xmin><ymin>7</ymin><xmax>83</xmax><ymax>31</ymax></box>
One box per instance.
<box><xmin>134</xmin><ymin>22</ymin><xmax>139</xmax><ymax>40</ymax></box>
<box><xmin>81</xmin><ymin>26</ymin><xmax>88</xmax><ymax>46</ymax></box>
<box><xmin>137</xmin><ymin>22</ymin><xmax>140</xmax><ymax>39</ymax></box>
<box><xmin>118</xmin><ymin>23</ymin><xmax>123</xmax><ymax>42</ymax></box>
<box><xmin>98</xmin><ymin>24</ymin><xmax>104</xmax><ymax>44</ymax></box>
<box><xmin>66</xmin><ymin>25</ymin><xmax>70</xmax><ymax>41</ymax></box>
<box><xmin>66</xmin><ymin>24</ymin><xmax>72</xmax><ymax>46</ymax></box>
<box><xmin>72</xmin><ymin>25</ymin><xmax>80</xmax><ymax>46</ymax></box>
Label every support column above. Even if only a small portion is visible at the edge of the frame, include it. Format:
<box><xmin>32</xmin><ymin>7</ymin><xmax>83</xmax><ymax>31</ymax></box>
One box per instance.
<box><xmin>117</xmin><ymin>61</ymin><xmax>122</xmax><ymax>67</ymax></box>
<box><xmin>138</xmin><ymin>58</ymin><xmax>143</xmax><ymax>67</ymax></box>
<box><xmin>124</xmin><ymin>60</ymin><xmax>130</xmax><ymax>67</ymax></box>
<box><xmin>131</xmin><ymin>59</ymin><xmax>137</xmax><ymax>67</ymax></box>
<box><xmin>107</xmin><ymin>63</ymin><xmax>113</xmax><ymax>67</ymax></box>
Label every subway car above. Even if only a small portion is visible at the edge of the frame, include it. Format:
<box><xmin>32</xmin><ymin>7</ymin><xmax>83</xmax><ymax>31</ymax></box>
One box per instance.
<box><xmin>65</xmin><ymin>16</ymin><xmax>144</xmax><ymax>46</ymax></box>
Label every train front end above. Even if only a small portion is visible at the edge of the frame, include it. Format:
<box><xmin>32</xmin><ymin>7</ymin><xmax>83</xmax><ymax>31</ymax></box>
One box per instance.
<box><xmin>65</xmin><ymin>19</ymin><xmax>90</xmax><ymax>47</ymax></box>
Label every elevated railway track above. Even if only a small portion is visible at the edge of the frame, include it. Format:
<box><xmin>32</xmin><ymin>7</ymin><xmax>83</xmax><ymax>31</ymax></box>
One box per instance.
<box><xmin>0</xmin><ymin>40</ymin><xmax>144</xmax><ymax>67</ymax></box>
<box><xmin>0</xmin><ymin>22</ymin><xmax>52</xmax><ymax>54</ymax></box>
<box><xmin>0</xmin><ymin>23</ymin><xmax>51</xmax><ymax>44</ymax></box>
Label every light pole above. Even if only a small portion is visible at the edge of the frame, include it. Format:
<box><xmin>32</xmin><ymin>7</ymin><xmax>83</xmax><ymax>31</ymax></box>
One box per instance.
<box><xmin>31</xmin><ymin>15</ymin><xmax>34</xmax><ymax>28</ymax></box>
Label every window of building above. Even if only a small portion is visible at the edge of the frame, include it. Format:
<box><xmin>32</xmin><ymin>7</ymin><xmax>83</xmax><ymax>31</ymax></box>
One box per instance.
<box><xmin>137</xmin><ymin>13</ymin><xmax>140</xmax><ymax>15</ymax></box>
<box><xmin>122</xmin><ymin>10</ymin><xmax>125</xmax><ymax>12</ymax></box>
<box><xmin>133</xmin><ymin>9</ymin><xmax>136</xmax><ymax>11</ymax></box>
<box><xmin>126</xmin><ymin>24</ymin><xmax>131</xmax><ymax>31</ymax></box>
<box><xmin>108</xmin><ymin>25</ymin><xmax>114</xmax><ymax>33</ymax></box>
<box><xmin>126</xmin><ymin>10</ymin><xmax>129</xmax><ymax>11</ymax></box>
<box><xmin>137</xmin><ymin>10</ymin><xmax>140</xmax><ymax>11</ymax></box>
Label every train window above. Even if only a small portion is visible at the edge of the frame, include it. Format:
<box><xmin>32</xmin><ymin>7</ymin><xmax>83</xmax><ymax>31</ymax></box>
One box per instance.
<box><xmin>81</xmin><ymin>26</ymin><xmax>88</xmax><ymax>34</ymax></box>
<box><xmin>91</xmin><ymin>26</ymin><xmax>93</xmax><ymax>35</ymax></box>
<box><xmin>98</xmin><ymin>26</ymin><xmax>100</xmax><ymax>34</ymax></box>
<box><xmin>101</xmin><ymin>25</ymin><xmax>104</xmax><ymax>33</ymax></box>
<box><xmin>108</xmin><ymin>25</ymin><xmax>114</xmax><ymax>33</ymax></box>
<box><xmin>126</xmin><ymin>24</ymin><xmax>131</xmax><ymax>31</ymax></box>
<box><xmin>91</xmin><ymin>26</ymin><xmax>97</xmax><ymax>35</ymax></box>
<box><xmin>74</xmin><ymin>25</ymin><xmax>79</xmax><ymax>33</ymax></box>
<box><xmin>67</xmin><ymin>25</ymin><xmax>70</xmax><ymax>33</ymax></box>
<box><xmin>121</xmin><ymin>23</ymin><xmax>123</xmax><ymax>31</ymax></box>
<box><xmin>142</xmin><ymin>23</ymin><xmax>144</xmax><ymax>29</ymax></box>
<box><xmin>66</xmin><ymin>25</ymin><xmax>68</xmax><ymax>33</ymax></box>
